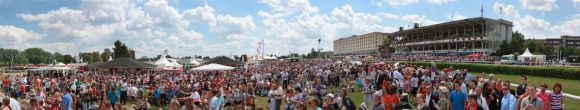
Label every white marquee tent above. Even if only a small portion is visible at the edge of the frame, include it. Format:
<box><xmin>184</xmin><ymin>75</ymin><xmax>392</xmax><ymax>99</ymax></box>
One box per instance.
<box><xmin>154</xmin><ymin>54</ymin><xmax>173</xmax><ymax>67</ymax></box>
<box><xmin>169</xmin><ymin>59</ymin><xmax>182</xmax><ymax>67</ymax></box>
<box><xmin>188</xmin><ymin>58</ymin><xmax>200</xmax><ymax>65</ymax></box>
<box><xmin>518</xmin><ymin>48</ymin><xmax>546</xmax><ymax>62</ymax></box>
<box><xmin>189</xmin><ymin>63</ymin><xmax>235</xmax><ymax>71</ymax></box>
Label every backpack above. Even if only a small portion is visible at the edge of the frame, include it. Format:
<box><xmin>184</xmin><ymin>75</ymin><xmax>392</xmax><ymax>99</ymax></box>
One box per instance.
<box><xmin>342</xmin><ymin>96</ymin><xmax>356</xmax><ymax>110</ymax></box>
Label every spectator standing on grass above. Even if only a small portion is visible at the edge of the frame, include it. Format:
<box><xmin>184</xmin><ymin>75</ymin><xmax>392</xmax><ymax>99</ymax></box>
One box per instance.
<box><xmin>500</xmin><ymin>81</ymin><xmax>516</xmax><ymax>110</ymax></box>
<box><xmin>465</xmin><ymin>94</ymin><xmax>483</xmax><ymax>110</ymax></box>
<box><xmin>520</xmin><ymin>85</ymin><xmax>542</xmax><ymax>110</ymax></box>
<box><xmin>475</xmin><ymin>86</ymin><xmax>488</xmax><ymax>110</ymax></box>
<box><xmin>416</xmin><ymin>94</ymin><xmax>428</xmax><ymax>110</ymax></box>
<box><xmin>450</xmin><ymin>82</ymin><xmax>466</xmax><ymax>110</ymax></box>
<box><xmin>210</xmin><ymin>90</ymin><xmax>220</xmax><ymax>110</ymax></box>
<box><xmin>107</xmin><ymin>86</ymin><xmax>118</xmax><ymax>110</ymax></box>
<box><xmin>434</xmin><ymin>86</ymin><xmax>450</xmax><ymax>110</ymax></box>
<box><xmin>373</xmin><ymin>92</ymin><xmax>386</xmax><ymax>110</ymax></box>
<box><xmin>61</xmin><ymin>88</ymin><xmax>72</xmax><ymax>110</ymax></box>
<box><xmin>8</xmin><ymin>92</ymin><xmax>20</xmax><ymax>110</ymax></box>
<box><xmin>535</xmin><ymin>82</ymin><xmax>550</xmax><ymax>110</ymax></box>
<box><xmin>516</xmin><ymin>76</ymin><xmax>527</xmax><ymax>98</ymax></box>
<box><xmin>549</xmin><ymin>83</ymin><xmax>563</xmax><ymax>110</ymax></box>
<box><xmin>363</xmin><ymin>79</ymin><xmax>374</xmax><ymax>110</ymax></box>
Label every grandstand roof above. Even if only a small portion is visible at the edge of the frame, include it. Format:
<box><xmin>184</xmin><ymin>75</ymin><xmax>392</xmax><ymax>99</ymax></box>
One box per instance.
<box><xmin>391</xmin><ymin>17</ymin><xmax>512</xmax><ymax>36</ymax></box>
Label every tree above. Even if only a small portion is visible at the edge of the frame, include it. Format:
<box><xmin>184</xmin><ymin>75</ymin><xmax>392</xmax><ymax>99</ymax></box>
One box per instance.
<box><xmin>63</xmin><ymin>55</ymin><xmax>75</xmax><ymax>64</ymax></box>
<box><xmin>496</xmin><ymin>40</ymin><xmax>512</xmax><ymax>56</ymax></box>
<box><xmin>14</xmin><ymin>53</ymin><xmax>28</xmax><ymax>64</ymax></box>
<box><xmin>113</xmin><ymin>40</ymin><xmax>130</xmax><ymax>59</ymax></box>
<box><xmin>101</xmin><ymin>48</ymin><xmax>112</xmax><ymax>61</ymax></box>
<box><xmin>524</xmin><ymin>39</ymin><xmax>553</xmax><ymax>55</ymax></box>
<box><xmin>0</xmin><ymin>48</ymin><xmax>19</xmax><ymax>64</ymax></box>
<box><xmin>80</xmin><ymin>52</ymin><xmax>94</xmax><ymax>64</ymax></box>
<box><xmin>53</xmin><ymin>52</ymin><xmax>64</xmax><ymax>63</ymax></box>
<box><xmin>307</xmin><ymin>48</ymin><xmax>319</xmax><ymax>58</ymax></box>
<box><xmin>511</xmin><ymin>31</ymin><xmax>525</xmax><ymax>53</ymax></box>
<box><xmin>24</xmin><ymin>48</ymin><xmax>52</xmax><ymax>64</ymax></box>
<box><xmin>92</xmin><ymin>51</ymin><xmax>103</xmax><ymax>63</ymax></box>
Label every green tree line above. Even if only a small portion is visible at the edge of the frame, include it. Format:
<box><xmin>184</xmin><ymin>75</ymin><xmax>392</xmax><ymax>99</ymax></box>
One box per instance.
<box><xmin>496</xmin><ymin>31</ymin><xmax>580</xmax><ymax>58</ymax></box>
<box><xmin>0</xmin><ymin>40</ymin><xmax>132</xmax><ymax>66</ymax></box>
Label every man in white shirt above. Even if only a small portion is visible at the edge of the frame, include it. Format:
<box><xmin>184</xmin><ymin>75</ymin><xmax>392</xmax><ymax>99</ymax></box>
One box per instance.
<box><xmin>9</xmin><ymin>92</ymin><xmax>21</xmax><ymax>110</ymax></box>
<box><xmin>128</xmin><ymin>85</ymin><xmax>138</xmax><ymax>101</ymax></box>
<box><xmin>268</xmin><ymin>83</ymin><xmax>283</xmax><ymax>110</ymax></box>
<box><xmin>392</xmin><ymin>69</ymin><xmax>405</xmax><ymax>88</ymax></box>
<box><xmin>476</xmin><ymin>86</ymin><xmax>489</xmax><ymax>110</ymax></box>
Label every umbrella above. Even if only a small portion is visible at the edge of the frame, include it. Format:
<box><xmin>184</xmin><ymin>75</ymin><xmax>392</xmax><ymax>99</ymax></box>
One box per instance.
<box><xmin>467</xmin><ymin>53</ymin><xmax>481</xmax><ymax>58</ymax></box>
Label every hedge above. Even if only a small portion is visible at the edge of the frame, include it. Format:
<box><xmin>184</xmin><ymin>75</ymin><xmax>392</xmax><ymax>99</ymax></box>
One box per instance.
<box><xmin>398</xmin><ymin>62</ymin><xmax>580</xmax><ymax>80</ymax></box>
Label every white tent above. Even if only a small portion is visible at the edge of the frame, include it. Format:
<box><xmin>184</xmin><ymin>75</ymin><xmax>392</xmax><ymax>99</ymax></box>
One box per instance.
<box><xmin>189</xmin><ymin>58</ymin><xmax>200</xmax><ymax>65</ymax></box>
<box><xmin>189</xmin><ymin>63</ymin><xmax>235</xmax><ymax>71</ymax></box>
<box><xmin>263</xmin><ymin>56</ymin><xmax>277</xmax><ymax>60</ymax></box>
<box><xmin>155</xmin><ymin>54</ymin><xmax>173</xmax><ymax>67</ymax></box>
<box><xmin>55</xmin><ymin>62</ymin><xmax>66</xmax><ymax>66</ymax></box>
<box><xmin>169</xmin><ymin>59</ymin><xmax>182</xmax><ymax>67</ymax></box>
<box><xmin>517</xmin><ymin>48</ymin><xmax>546</xmax><ymax>62</ymax></box>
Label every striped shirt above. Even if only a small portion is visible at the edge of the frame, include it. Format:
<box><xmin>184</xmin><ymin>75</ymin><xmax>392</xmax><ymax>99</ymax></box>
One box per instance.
<box><xmin>549</xmin><ymin>92</ymin><xmax>563</xmax><ymax>109</ymax></box>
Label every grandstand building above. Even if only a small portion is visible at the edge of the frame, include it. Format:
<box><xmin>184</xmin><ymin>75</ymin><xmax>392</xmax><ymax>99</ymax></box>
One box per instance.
<box><xmin>390</xmin><ymin>17</ymin><xmax>513</xmax><ymax>56</ymax></box>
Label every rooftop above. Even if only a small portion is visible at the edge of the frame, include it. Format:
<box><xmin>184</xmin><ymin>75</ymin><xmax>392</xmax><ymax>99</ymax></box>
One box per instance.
<box><xmin>390</xmin><ymin>17</ymin><xmax>513</xmax><ymax>36</ymax></box>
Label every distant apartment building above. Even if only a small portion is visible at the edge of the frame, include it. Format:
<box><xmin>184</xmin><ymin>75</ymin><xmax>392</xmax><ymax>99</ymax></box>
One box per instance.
<box><xmin>535</xmin><ymin>35</ymin><xmax>580</xmax><ymax>59</ymax></box>
<box><xmin>535</xmin><ymin>36</ymin><xmax>580</xmax><ymax>48</ymax></box>
<box><xmin>333</xmin><ymin>32</ymin><xmax>389</xmax><ymax>57</ymax></box>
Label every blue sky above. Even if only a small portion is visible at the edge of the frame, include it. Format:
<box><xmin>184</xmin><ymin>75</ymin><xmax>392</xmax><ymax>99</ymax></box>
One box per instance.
<box><xmin>0</xmin><ymin>0</ymin><xmax>578</xmax><ymax>57</ymax></box>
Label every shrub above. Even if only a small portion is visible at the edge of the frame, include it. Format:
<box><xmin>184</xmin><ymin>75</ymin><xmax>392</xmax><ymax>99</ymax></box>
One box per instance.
<box><xmin>398</xmin><ymin>62</ymin><xmax>580</xmax><ymax>80</ymax></box>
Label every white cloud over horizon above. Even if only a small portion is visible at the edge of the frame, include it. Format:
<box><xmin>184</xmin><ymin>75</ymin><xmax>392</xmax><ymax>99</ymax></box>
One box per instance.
<box><xmin>0</xmin><ymin>0</ymin><xmax>577</xmax><ymax>58</ymax></box>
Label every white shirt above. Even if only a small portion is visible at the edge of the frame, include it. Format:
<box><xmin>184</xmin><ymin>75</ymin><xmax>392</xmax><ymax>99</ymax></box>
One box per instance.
<box><xmin>10</xmin><ymin>98</ymin><xmax>21</xmax><ymax>110</ymax></box>
<box><xmin>393</xmin><ymin>70</ymin><xmax>404</xmax><ymax>87</ymax></box>
<box><xmin>128</xmin><ymin>87</ymin><xmax>138</xmax><ymax>96</ymax></box>
<box><xmin>478</xmin><ymin>95</ymin><xmax>490</xmax><ymax>110</ymax></box>
<box><xmin>190</xmin><ymin>92</ymin><xmax>201</xmax><ymax>102</ymax></box>
<box><xmin>426</xmin><ymin>93</ymin><xmax>432</xmax><ymax>106</ymax></box>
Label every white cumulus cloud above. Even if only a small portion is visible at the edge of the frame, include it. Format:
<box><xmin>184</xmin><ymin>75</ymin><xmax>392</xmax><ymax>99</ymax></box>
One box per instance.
<box><xmin>0</xmin><ymin>25</ymin><xmax>44</xmax><ymax>45</ymax></box>
<box><xmin>521</xmin><ymin>0</ymin><xmax>557</xmax><ymax>11</ymax></box>
<box><xmin>427</xmin><ymin>0</ymin><xmax>456</xmax><ymax>5</ymax></box>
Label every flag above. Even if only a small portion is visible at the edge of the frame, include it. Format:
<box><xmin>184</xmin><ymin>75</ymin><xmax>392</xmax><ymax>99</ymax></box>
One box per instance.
<box><xmin>256</xmin><ymin>39</ymin><xmax>265</xmax><ymax>60</ymax></box>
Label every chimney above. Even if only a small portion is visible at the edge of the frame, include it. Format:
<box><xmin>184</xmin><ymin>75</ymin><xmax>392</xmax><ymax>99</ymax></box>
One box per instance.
<box><xmin>399</xmin><ymin>27</ymin><xmax>404</xmax><ymax>31</ymax></box>
<box><xmin>414</xmin><ymin>23</ymin><xmax>419</xmax><ymax>28</ymax></box>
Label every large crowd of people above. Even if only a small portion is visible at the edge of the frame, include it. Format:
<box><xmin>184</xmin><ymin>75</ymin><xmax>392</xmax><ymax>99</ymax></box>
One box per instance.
<box><xmin>0</xmin><ymin>59</ymin><xmax>568</xmax><ymax>110</ymax></box>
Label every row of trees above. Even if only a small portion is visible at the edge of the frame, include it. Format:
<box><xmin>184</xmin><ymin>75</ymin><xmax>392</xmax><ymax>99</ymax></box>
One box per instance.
<box><xmin>0</xmin><ymin>48</ymin><xmax>76</xmax><ymax>65</ymax></box>
<box><xmin>0</xmin><ymin>40</ymin><xmax>133</xmax><ymax>66</ymax></box>
<box><xmin>496</xmin><ymin>31</ymin><xmax>580</xmax><ymax>59</ymax></box>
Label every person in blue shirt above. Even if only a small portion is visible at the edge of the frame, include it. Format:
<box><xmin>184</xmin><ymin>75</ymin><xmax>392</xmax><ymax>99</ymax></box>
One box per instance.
<box><xmin>108</xmin><ymin>87</ymin><xmax>119</xmax><ymax>110</ymax></box>
<box><xmin>210</xmin><ymin>90</ymin><xmax>220</xmax><ymax>110</ymax></box>
<box><xmin>154</xmin><ymin>86</ymin><xmax>160</xmax><ymax>106</ymax></box>
<box><xmin>450</xmin><ymin>81</ymin><xmax>467</xmax><ymax>110</ymax></box>
<box><xmin>61</xmin><ymin>88</ymin><xmax>73</xmax><ymax>110</ymax></box>
<box><xmin>501</xmin><ymin>81</ymin><xmax>517</xmax><ymax>110</ymax></box>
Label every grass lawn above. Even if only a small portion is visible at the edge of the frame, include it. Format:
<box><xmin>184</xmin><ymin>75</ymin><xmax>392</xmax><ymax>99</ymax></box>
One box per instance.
<box><xmin>482</xmin><ymin>73</ymin><xmax>580</xmax><ymax>109</ymax></box>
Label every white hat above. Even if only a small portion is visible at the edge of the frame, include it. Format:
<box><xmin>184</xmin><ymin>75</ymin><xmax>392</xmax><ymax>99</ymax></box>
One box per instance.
<box><xmin>326</xmin><ymin>94</ymin><xmax>334</xmax><ymax>99</ymax></box>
